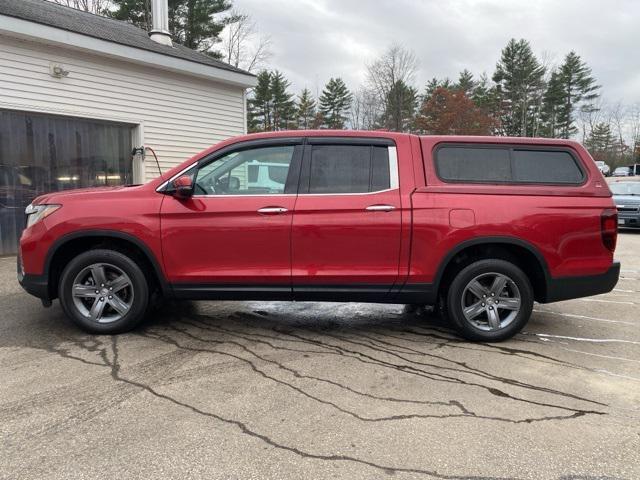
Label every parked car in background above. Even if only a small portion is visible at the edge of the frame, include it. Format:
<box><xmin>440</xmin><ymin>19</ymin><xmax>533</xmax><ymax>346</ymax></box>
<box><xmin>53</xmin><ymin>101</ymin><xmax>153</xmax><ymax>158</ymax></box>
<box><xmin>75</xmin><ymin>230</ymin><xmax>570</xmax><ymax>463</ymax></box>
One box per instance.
<box><xmin>18</xmin><ymin>132</ymin><xmax>619</xmax><ymax>342</ymax></box>
<box><xmin>613</xmin><ymin>166</ymin><xmax>632</xmax><ymax>177</ymax></box>
<box><xmin>627</xmin><ymin>164</ymin><xmax>640</xmax><ymax>176</ymax></box>
<box><xmin>595</xmin><ymin>161</ymin><xmax>611</xmax><ymax>176</ymax></box>
<box><xmin>610</xmin><ymin>181</ymin><xmax>640</xmax><ymax>228</ymax></box>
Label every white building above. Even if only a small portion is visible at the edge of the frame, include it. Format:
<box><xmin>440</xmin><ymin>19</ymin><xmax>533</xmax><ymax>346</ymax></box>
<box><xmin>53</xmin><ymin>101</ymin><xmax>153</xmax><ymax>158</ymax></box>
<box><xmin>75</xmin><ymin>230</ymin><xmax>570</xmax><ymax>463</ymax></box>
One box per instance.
<box><xmin>0</xmin><ymin>0</ymin><xmax>256</xmax><ymax>254</ymax></box>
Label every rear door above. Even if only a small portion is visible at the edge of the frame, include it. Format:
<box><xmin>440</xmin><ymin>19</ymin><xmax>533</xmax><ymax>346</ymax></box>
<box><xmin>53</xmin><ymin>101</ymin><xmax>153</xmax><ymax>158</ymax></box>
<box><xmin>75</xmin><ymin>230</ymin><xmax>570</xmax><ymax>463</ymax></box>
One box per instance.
<box><xmin>291</xmin><ymin>138</ymin><xmax>402</xmax><ymax>300</ymax></box>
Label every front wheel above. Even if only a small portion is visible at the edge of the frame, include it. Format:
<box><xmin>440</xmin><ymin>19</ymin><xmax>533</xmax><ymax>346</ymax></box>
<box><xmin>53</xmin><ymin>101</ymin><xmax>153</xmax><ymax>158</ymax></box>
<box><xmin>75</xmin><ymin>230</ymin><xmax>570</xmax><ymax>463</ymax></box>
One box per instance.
<box><xmin>59</xmin><ymin>249</ymin><xmax>150</xmax><ymax>334</ymax></box>
<box><xmin>446</xmin><ymin>259</ymin><xmax>533</xmax><ymax>342</ymax></box>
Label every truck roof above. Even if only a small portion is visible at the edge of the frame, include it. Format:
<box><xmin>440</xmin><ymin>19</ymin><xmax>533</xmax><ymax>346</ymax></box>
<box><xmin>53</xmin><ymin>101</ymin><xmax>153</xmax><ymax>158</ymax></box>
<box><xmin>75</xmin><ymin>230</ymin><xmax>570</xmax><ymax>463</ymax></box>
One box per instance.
<box><xmin>220</xmin><ymin>130</ymin><xmax>583</xmax><ymax>148</ymax></box>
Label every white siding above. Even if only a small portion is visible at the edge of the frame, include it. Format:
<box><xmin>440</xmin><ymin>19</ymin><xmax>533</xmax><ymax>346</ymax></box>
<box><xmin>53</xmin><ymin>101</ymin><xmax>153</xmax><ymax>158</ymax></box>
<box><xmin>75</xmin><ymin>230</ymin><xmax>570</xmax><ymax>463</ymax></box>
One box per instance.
<box><xmin>0</xmin><ymin>35</ymin><xmax>246</xmax><ymax>182</ymax></box>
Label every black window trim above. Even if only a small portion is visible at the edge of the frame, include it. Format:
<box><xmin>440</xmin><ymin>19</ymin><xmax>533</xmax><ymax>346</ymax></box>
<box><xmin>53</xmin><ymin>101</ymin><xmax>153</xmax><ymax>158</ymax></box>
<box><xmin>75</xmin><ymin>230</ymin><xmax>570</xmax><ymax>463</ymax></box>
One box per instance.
<box><xmin>306</xmin><ymin>136</ymin><xmax>395</xmax><ymax>147</ymax></box>
<box><xmin>158</xmin><ymin>137</ymin><xmax>304</xmax><ymax>196</ymax></box>
<box><xmin>432</xmin><ymin>143</ymin><xmax>587</xmax><ymax>187</ymax></box>
<box><xmin>298</xmin><ymin>141</ymin><xmax>398</xmax><ymax>195</ymax></box>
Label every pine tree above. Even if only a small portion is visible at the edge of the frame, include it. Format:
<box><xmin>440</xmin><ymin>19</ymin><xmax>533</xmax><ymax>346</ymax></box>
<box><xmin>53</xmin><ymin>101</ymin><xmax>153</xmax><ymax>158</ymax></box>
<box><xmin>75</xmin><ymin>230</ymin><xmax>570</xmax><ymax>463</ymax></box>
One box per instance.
<box><xmin>585</xmin><ymin>123</ymin><xmax>616</xmax><ymax>163</ymax></box>
<box><xmin>270</xmin><ymin>71</ymin><xmax>296</xmax><ymax>130</ymax></box>
<box><xmin>540</xmin><ymin>70</ymin><xmax>564</xmax><ymax>138</ymax></box>
<box><xmin>492</xmin><ymin>38</ymin><xmax>546</xmax><ymax>137</ymax></box>
<box><xmin>110</xmin><ymin>0</ymin><xmax>231</xmax><ymax>55</ymax></box>
<box><xmin>421</xmin><ymin>78</ymin><xmax>453</xmax><ymax>104</ymax></box>
<box><xmin>247</xmin><ymin>70</ymin><xmax>272</xmax><ymax>132</ymax></box>
<box><xmin>471</xmin><ymin>73</ymin><xmax>500</xmax><ymax>134</ymax></box>
<box><xmin>381</xmin><ymin>80</ymin><xmax>418</xmax><ymax>132</ymax></box>
<box><xmin>423</xmin><ymin>78</ymin><xmax>441</xmax><ymax>100</ymax></box>
<box><xmin>296</xmin><ymin>88</ymin><xmax>317</xmax><ymax>130</ymax></box>
<box><xmin>109</xmin><ymin>0</ymin><xmax>150</xmax><ymax>30</ymax></box>
<box><xmin>319</xmin><ymin>78</ymin><xmax>353</xmax><ymax>129</ymax></box>
<box><xmin>555</xmin><ymin>51</ymin><xmax>600</xmax><ymax>138</ymax></box>
<box><xmin>455</xmin><ymin>69</ymin><xmax>476</xmax><ymax>96</ymax></box>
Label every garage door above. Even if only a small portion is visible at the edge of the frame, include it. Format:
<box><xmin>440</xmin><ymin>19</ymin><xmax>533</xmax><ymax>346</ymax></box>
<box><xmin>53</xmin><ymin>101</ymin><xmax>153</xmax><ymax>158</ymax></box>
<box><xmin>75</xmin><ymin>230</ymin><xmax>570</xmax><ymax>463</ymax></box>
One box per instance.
<box><xmin>0</xmin><ymin>110</ymin><xmax>134</xmax><ymax>255</ymax></box>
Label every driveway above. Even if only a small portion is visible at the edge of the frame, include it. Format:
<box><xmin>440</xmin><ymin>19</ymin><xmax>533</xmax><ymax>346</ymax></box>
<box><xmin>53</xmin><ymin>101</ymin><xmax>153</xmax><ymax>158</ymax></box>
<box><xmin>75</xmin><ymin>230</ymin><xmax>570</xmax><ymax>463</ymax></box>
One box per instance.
<box><xmin>1</xmin><ymin>234</ymin><xmax>639</xmax><ymax>479</ymax></box>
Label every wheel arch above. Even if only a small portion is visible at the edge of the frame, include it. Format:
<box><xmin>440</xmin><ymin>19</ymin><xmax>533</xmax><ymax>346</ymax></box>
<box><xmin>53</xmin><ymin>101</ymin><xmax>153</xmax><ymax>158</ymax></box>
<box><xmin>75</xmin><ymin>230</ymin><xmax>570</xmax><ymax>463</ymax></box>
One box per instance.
<box><xmin>45</xmin><ymin>230</ymin><xmax>170</xmax><ymax>300</ymax></box>
<box><xmin>434</xmin><ymin>236</ymin><xmax>551</xmax><ymax>303</ymax></box>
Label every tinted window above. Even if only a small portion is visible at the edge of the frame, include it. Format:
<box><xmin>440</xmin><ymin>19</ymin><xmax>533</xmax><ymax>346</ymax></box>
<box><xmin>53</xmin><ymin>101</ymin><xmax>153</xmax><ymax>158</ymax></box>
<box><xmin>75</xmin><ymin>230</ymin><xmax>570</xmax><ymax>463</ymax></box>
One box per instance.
<box><xmin>436</xmin><ymin>147</ymin><xmax>511</xmax><ymax>182</ymax></box>
<box><xmin>309</xmin><ymin>145</ymin><xmax>390</xmax><ymax>194</ymax></box>
<box><xmin>512</xmin><ymin>150</ymin><xmax>583</xmax><ymax>184</ymax></box>
<box><xmin>268</xmin><ymin>165</ymin><xmax>289</xmax><ymax>184</ymax></box>
<box><xmin>371</xmin><ymin>146</ymin><xmax>391</xmax><ymax>192</ymax></box>
<box><xmin>435</xmin><ymin>146</ymin><xmax>584</xmax><ymax>185</ymax></box>
<box><xmin>248</xmin><ymin>164</ymin><xmax>258</xmax><ymax>182</ymax></box>
<box><xmin>195</xmin><ymin>145</ymin><xmax>294</xmax><ymax>195</ymax></box>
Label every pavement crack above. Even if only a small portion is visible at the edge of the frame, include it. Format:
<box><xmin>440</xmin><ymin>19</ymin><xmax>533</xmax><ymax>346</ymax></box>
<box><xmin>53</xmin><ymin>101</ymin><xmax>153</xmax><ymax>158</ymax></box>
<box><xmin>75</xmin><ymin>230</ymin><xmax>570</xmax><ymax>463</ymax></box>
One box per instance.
<box><xmin>105</xmin><ymin>336</ymin><xmax>521</xmax><ymax>480</ymax></box>
<box><xmin>152</xmin><ymin>319</ymin><xmax>605</xmax><ymax>423</ymax></box>
<box><xmin>263</xmin><ymin>326</ymin><xmax>606</xmax><ymax>415</ymax></box>
<box><xmin>341</xmin><ymin>330</ymin><xmax>607</xmax><ymax>406</ymax></box>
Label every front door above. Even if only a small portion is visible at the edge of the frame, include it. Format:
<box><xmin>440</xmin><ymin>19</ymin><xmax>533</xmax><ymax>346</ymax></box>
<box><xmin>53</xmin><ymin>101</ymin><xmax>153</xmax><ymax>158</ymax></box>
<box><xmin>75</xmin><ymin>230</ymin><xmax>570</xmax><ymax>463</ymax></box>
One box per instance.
<box><xmin>291</xmin><ymin>140</ymin><xmax>402</xmax><ymax>300</ymax></box>
<box><xmin>160</xmin><ymin>141</ymin><xmax>302</xmax><ymax>297</ymax></box>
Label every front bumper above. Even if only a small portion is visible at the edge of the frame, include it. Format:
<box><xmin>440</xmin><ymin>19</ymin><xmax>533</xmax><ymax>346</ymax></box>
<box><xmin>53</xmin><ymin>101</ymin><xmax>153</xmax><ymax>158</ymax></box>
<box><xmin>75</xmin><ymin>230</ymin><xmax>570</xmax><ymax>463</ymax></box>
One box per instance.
<box><xmin>17</xmin><ymin>255</ymin><xmax>51</xmax><ymax>303</ymax></box>
<box><xmin>544</xmin><ymin>261</ymin><xmax>620</xmax><ymax>303</ymax></box>
<box><xmin>617</xmin><ymin>211</ymin><xmax>640</xmax><ymax>227</ymax></box>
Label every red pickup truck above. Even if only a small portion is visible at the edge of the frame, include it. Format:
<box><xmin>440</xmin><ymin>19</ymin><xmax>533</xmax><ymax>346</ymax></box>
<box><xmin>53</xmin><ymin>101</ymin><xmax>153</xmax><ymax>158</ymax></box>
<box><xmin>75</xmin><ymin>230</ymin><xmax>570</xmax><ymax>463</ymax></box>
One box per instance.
<box><xmin>18</xmin><ymin>131</ymin><xmax>620</xmax><ymax>341</ymax></box>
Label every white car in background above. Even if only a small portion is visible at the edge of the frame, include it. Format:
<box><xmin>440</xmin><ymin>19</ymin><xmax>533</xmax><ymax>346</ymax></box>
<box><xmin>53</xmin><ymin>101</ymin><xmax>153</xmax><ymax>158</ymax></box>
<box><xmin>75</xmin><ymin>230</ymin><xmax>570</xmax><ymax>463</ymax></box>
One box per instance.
<box><xmin>613</xmin><ymin>166</ymin><xmax>632</xmax><ymax>177</ymax></box>
<box><xmin>595</xmin><ymin>161</ymin><xmax>611</xmax><ymax>176</ymax></box>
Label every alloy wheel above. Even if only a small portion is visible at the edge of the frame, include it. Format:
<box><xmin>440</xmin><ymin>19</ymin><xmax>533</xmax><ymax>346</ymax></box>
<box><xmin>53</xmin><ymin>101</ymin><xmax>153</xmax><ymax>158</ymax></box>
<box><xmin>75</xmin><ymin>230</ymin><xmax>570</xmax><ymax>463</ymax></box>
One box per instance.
<box><xmin>71</xmin><ymin>263</ymin><xmax>134</xmax><ymax>324</ymax></box>
<box><xmin>460</xmin><ymin>272</ymin><xmax>521</xmax><ymax>331</ymax></box>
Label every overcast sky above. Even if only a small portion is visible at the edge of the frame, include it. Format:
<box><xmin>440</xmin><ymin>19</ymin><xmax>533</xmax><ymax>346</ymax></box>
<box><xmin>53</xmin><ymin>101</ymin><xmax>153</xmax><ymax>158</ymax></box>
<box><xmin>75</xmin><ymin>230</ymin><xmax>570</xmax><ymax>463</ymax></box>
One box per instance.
<box><xmin>232</xmin><ymin>0</ymin><xmax>640</xmax><ymax>105</ymax></box>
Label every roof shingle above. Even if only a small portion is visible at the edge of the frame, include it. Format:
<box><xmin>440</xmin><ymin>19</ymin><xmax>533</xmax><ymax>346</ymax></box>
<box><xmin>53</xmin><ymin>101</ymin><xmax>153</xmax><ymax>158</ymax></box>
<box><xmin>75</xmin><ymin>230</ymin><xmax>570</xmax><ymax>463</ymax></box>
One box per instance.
<box><xmin>0</xmin><ymin>0</ymin><xmax>253</xmax><ymax>77</ymax></box>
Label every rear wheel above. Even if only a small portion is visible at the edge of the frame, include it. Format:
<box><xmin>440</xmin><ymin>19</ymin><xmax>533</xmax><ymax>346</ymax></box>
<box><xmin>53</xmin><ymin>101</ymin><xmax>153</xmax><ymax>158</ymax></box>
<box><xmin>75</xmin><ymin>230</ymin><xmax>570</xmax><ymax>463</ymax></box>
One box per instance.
<box><xmin>59</xmin><ymin>249</ymin><xmax>149</xmax><ymax>334</ymax></box>
<box><xmin>446</xmin><ymin>259</ymin><xmax>533</xmax><ymax>342</ymax></box>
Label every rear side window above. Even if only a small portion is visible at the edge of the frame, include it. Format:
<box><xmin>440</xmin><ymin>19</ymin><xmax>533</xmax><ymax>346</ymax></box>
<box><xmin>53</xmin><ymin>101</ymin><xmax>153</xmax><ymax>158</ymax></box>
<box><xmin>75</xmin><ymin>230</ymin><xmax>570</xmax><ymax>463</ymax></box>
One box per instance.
<box><xmin>436</xmin><ymin>147</ymin><xmax>511</xmax><ymax>182</ymax></box>
<box><xmin>308</xmin><ymin>145</ymin><xmax>391</xmax><ymax>194</ymax></box>
<box><xmin>512</xmin><ymin>150</ymin><xmax>584</xmax><ymax>184</ymax></box>
<box><xmin>435</xmin><ymin>145</ymin><xmax>585</xmax><ymax>185</ymax></box>
<box><xmin>371</xmin><ymin>146</ymin><xmax>391</xmax><ymax>191</ymax></box>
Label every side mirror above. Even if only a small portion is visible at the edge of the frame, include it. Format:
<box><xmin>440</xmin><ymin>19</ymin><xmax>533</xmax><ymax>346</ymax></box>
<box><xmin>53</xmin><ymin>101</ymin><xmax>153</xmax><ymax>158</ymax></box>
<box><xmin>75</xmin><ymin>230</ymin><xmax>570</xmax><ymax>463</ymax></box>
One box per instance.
<box><xmin>171</xmin><ymin>175</ymin><xmax>194</xmax><ymax>200</ymax></box>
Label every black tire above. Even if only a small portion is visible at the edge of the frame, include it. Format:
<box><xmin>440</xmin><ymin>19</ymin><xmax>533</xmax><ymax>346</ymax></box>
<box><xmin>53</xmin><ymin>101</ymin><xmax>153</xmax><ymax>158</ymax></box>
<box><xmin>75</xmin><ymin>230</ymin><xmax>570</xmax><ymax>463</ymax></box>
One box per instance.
<box><xmin>445</xmin><ymin>259</ymin><xmax>533</xmax><ymax>342</ymax></box>
<box><xmin>59</xmin><ymin>249</ymin><xmax>150</xmax><ymax>334</ymax></box>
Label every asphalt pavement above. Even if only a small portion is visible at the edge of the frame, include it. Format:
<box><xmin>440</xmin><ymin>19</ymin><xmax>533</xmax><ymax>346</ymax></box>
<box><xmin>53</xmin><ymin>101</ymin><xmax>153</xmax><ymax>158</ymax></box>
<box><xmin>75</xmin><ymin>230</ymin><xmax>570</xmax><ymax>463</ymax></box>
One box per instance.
<box><xmin>1</xmin><ymin>233</ymin><xmax>639</xmax><ymax>479</ymax></box>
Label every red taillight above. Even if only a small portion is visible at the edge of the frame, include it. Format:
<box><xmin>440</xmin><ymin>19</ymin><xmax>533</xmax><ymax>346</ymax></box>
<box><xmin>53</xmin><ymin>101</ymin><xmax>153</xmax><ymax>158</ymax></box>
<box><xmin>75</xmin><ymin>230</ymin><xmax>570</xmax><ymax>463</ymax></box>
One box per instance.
<box><xmin>601</xmin><ymin>209</ymin><xmax>618</xmax><ymax>252</ymax></box>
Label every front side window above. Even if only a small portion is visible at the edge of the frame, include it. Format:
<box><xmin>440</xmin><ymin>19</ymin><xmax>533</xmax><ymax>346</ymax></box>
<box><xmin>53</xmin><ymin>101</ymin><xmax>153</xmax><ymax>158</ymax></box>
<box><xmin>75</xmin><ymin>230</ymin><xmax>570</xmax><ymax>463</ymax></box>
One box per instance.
<box><xmin>435</xmin><ymin>145</ymin><xmax>584</xmax><ymax>185</ymax></box>
<box><xmin>307</xmin><ymin>145</ymin><xmax>391</xmax><ymax>194</ymax></box>
<box><xmin>194</xmin><ymin>145</ymin><xmax>294</xmax><ymax>195</ymax></box>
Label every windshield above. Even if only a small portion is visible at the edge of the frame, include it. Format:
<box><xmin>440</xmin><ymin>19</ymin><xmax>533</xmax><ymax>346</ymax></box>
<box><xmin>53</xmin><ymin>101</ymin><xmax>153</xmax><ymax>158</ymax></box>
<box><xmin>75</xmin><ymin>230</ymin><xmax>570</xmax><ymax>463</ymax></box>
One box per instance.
<box><xmin>610</xmin><ymin>182</ymin><xmax>640</xmax><ymax>195</ymax></box>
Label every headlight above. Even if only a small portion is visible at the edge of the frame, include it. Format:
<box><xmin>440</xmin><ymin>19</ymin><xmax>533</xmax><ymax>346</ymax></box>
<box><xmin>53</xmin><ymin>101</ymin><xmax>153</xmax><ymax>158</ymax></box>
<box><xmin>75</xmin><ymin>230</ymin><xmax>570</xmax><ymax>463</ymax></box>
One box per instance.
<box><xmin>25</xmin><ymin>204</ymin><xmax>61</xmax><ymax>228</ymax></box>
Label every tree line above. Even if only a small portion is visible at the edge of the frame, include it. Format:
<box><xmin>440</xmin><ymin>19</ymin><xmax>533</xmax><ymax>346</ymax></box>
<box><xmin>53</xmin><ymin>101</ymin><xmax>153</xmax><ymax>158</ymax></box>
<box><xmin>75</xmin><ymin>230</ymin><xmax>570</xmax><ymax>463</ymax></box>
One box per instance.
<box><xmin>248</xmin><ymin>40</ymin><xmax>640</xmax><ymax>167</ymax></box>
<box><xmin>47</xmin><ymin>1</ymin><xmax>640</xmax><ymax>166</ymax></box>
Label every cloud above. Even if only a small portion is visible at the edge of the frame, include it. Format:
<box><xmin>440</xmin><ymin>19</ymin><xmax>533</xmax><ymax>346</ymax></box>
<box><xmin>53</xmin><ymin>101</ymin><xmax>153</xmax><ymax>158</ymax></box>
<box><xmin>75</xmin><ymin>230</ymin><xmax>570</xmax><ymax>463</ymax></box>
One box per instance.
<box><xmin>233</xmin><ymin>0</ymin><xmax>640</xmax><ymax>105</ymax></box>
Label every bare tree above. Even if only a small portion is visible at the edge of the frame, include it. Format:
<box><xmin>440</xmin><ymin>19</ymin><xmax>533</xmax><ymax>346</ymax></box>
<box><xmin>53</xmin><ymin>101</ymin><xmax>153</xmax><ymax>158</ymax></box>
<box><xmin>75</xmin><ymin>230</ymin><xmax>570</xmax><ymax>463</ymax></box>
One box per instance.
<box><xmin>365</xmin><ymin>44</ymin><xmax>418</xmax><ymax>116</ymax></box>
<box><xmin>629</xmin><ymin>104</ymin><xmax>640</xmax><ymax>160</ymax></box>
<box><xmin>46</xmin><ymin>0</ymin><xmax>112</xmax><ymax>14</ymax></box>
<box><xmin>350</xmin><ymin>87</ymin><xmax>380</xmax><ymax>130</ymax></box>
<box><xmin>577</xmin><ymin>96</ymin><xmax>606</xmax><ymax>143</ymax></box>
<box><xmin>610</xmin><ymin>101</ymin><xmax>628</xmax><ymax>158</ymax></box>
<box><xmin>222</xmin><ymin>10</ymin><xmax>272</xmax><ymax>73</ymax></box>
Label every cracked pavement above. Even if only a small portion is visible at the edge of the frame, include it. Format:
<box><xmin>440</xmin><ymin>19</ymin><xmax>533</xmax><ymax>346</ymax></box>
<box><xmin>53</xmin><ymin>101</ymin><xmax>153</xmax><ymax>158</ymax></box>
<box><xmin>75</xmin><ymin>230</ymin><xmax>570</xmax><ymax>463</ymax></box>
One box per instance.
<box><xmin>1</xmin><ymin>234</ymin><xmax>639</xmax><ymax>479</ymax></box>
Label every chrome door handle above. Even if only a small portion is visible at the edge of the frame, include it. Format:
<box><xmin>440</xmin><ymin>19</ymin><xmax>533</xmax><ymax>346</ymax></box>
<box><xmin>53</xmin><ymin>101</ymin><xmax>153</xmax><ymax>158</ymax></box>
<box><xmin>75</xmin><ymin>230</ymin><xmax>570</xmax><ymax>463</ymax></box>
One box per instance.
<box><xmin>365</xmin><ymin>204</ymin><xmax>395</xmax><ymax>212</ymax></box>
<box><xmin>257</xmin><ymin>207</ymin><xmax>288</xmax><ymax>214</ymax></box>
